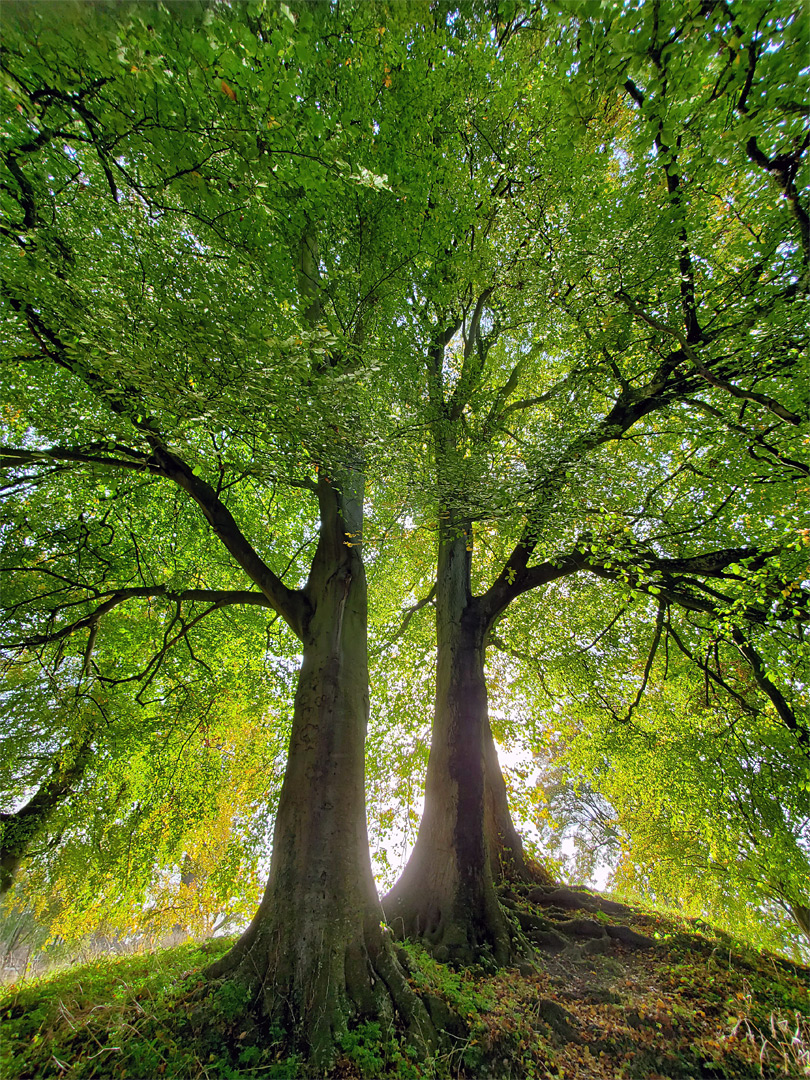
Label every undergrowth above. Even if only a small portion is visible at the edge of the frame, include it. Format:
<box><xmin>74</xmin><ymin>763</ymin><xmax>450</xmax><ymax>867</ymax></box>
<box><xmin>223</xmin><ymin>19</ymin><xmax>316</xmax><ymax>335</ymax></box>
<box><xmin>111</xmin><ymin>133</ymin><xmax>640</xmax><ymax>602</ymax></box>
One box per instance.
<box><xmin>1</xmin><ymin>907</ymin><xmax>808</xmax><ymax>1079</ymax></box>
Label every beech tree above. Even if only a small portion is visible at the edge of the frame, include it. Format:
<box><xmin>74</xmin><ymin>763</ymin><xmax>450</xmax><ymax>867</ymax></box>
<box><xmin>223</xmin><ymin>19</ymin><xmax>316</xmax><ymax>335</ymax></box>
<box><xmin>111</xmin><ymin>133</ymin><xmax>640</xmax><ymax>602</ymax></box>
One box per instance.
<box><xmin>1</xmin><ymin>0</ymin><xmax>498</xmax><ymax>1062</ymax></box>
<box><xmin>381</xmin><ymin>0</ymin><xmax>809</xmax><ymax>961</ymax></box>
<box><xmin>0</xmin><ymin>0</ymin><xmax>807</xmax><ymax>1066</ymax></box>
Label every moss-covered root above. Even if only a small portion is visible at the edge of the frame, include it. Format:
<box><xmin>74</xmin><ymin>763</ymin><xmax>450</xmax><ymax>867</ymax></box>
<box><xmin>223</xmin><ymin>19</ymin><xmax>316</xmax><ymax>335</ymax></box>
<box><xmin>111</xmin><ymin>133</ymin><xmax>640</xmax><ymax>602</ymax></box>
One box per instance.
<box><xmin>205</xmin><ymin>913</ymin><xmax>435</xmax><ymax>1071</ymax></box>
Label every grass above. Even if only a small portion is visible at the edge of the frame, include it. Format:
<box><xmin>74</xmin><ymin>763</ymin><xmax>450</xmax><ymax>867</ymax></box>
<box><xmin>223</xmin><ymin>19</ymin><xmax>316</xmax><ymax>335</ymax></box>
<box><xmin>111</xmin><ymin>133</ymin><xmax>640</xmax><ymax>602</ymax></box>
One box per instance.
<box><xmin>2</xmin><ymin>902</ymin><xmax>808</xmax><ymax>1079</ymax></box>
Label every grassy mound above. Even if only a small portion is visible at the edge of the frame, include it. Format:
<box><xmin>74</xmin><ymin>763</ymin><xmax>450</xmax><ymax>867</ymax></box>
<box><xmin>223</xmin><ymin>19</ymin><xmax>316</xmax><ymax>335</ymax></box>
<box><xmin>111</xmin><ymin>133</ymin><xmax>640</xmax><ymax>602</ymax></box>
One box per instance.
<box><xmin>2</xmin><ymin>896</ymin><xmax>808</xmax><ymax>1079</ymax></box>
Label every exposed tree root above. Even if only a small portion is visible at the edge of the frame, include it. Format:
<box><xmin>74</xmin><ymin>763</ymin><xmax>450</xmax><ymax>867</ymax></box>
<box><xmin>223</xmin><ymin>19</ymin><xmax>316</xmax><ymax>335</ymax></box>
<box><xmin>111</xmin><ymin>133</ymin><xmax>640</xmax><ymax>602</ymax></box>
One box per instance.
<box><xmin>523</xmin><ymin>884</ymin><xmax>633</xmax><ymax>917</ymax></box>
<box><xmin>206</xmin><ymin>911</ymin><xmax>437</xmax><ymax>1070</ymax></box>
<box><xmin>498</xmin><ymin>882</ymin><xmax>655</xmax><ymax>958</ymax></box>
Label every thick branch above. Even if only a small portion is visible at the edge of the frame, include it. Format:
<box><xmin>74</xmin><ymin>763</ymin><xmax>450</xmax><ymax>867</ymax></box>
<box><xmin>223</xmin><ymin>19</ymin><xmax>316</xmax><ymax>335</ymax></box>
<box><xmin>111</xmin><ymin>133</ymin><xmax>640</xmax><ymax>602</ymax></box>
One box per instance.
<box><xmin>623</xmin><ymin>76</ymin><xmax>702</xmax><ymax>343</ymax></box>
<box><xmin>1</xmin><ymin>735</ymin><xmax>93</xmax><ymax>894</ymax></box>
<box><xmin>479</xmin><ymin>552</ymin><xmax>582</xmax><ymax>629</ymax></box>
<box><xmin>428</xmin><ymin>318</ymin><xmax>463</xmax><ymax>414</ymax></box>
<box><xmin>582</xmin><ymin>562</ymin><xmax>768</xmax><ymax>625</ymax></box>
<box><xmin>126</xmin><ymin>449</ymin><xmax>310</xmax><ymax>635</ymax></box>
<box><xmin>0</xmin><ymin>444</ymin><xmax>162</xmax><ymax>476</ymax></box>
<box><xmin>5</xmin><ymin>292</ymin><xmax>312</xmax><ymax>636</ymax></box>
<box><xmin>480</xmin><ymin>355</ymin><xmax>698</xmax><ymax>618</ymax></box>
<box><xmin>745</xmin><ymin>135</ymin><xmax>810</xmax><ymax>273</ymax></box>
<box><xmin>638</xmin><ymin>546</ymin><xmax>774</xmax><ymax>576</ymax></box>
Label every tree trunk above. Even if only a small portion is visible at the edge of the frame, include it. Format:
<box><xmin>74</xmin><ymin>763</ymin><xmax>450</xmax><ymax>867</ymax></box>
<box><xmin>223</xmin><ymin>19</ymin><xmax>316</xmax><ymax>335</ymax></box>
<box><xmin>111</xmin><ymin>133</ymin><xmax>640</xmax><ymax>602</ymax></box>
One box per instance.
<box><xmin>0</xmin><ymin>736</ymin><xmax>92</xmax><ymax>895</ymax></box>
<box><xmin>208</xmin><ymin>473</ymin><xmax>432</xmax><ymax>1067</ymax></box>
<box><xmin>483</xmin><ymin>715</ymin><xmax>556</xmax><ymax>887</ymax></box>
<box><xmin>382</xmin><ymin>525</ymin><xmax>519</xmax><ymax>966</ymax></box>
<box><xmin>789</xmin><ymin>902</ymin><xmax>810</xmax><ymax>943</ymax></box>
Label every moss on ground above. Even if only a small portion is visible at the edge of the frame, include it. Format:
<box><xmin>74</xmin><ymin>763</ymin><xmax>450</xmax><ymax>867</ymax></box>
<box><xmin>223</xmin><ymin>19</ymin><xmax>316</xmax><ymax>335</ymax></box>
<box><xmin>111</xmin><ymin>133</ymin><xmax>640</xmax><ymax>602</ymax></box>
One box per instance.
<box><xmin>2</xmin><ymin>898</ymin><xmax>808</xmax><ymax>1079</ymax></box>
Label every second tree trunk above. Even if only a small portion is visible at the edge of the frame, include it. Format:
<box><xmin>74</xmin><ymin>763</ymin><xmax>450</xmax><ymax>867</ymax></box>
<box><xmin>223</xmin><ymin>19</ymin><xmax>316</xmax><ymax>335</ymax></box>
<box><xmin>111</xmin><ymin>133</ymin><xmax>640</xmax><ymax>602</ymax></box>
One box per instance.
<box><xmin>383</xmin><ymin>528</ymin><xmax>527</xmax><ymax>965</ymax></box>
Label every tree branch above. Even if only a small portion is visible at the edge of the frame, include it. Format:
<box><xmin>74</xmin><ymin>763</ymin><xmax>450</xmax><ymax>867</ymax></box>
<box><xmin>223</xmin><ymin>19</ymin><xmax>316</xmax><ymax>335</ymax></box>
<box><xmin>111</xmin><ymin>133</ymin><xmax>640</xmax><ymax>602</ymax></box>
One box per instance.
<box><xmin>479</xmin><ymin>355</ymin><xmax>700</xmax><ymax>621</ymax></box>
<box><xmin>448</xmin><ymin>287</ymin><xmax>494</xmax><ymax>422</ymax></box>
<box><xmin>664</xmin><ymin>618</ymin><xmax>759</xmax><ymax>717</ymax></box>
<box><xmin>4</xmin><ymin>291</ymin><xmax>312</xmax><ymax>637</ymax></box>
<box><xmin>5</xmin><ymin>586</ymin><xmax>272</xmax><ymax>651</ymax></box>
<box><xmin>0</xmin><ymin>444</ymin><xmax>162</xmax><ymax>476</ymax></box>
<box><xmin>479</xmin><ymin>552</ymin><xmax>582</xmax><ymax>629</ymax></box>
<box><xmin>372</xmin><ymin>585</ymin><xmax>437</xmax><ymax>656</ymax></box>
<box><xmin>1</xmin><ymin>734</ymin><xmax>94</xmax><ymax>894</ymax></box>
<box><xmin>730</xmin><ymin>628</ymin><xmax>808</xmax><ymax>750</ymax></box>
<box><xmin>620</xmin><ymin>601</ymin><xmax>665</xmax><ymax>724</ymax></box>
<box><xmin>615</xmin><ymin>291</ymin><xmax>802</xmax><ymax>425</ymax></box>
<box><xmin>745</xmin><ymin>134</ymin><xmax>810</xmax><ymax>275</ymax></box>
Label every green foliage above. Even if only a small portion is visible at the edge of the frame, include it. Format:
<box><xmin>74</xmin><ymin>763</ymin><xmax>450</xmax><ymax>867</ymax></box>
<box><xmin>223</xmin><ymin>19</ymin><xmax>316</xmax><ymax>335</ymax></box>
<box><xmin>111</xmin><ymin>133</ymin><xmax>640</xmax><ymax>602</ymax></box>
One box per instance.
<box><xmin>496</xmin><ymin>573</ymin><xmax>809</xmax><ymax>957</ymax></box>
<box><xmin>0</xmin><ymin>939</ymin><xmax>232</xmax><ymax>1079</ymax></box>
<box><xmin>340</xmin><ymin>1021</ymin><xmax>387</xmax><ymax>1078</ymax></box>
<box><xmin>1</xmin><ymin>0</ymin><xmax>436</xmax><ymax>923</ymax></box>
<box><xmin>211</xmin><ymin>979</ymin><xmax>252</xmax><ymax>1022</ymax></box>
<box><xmin>1</xmin><ymin>0</ymin><xmax>808</xmax><ymax>985</ymax></box>
<box><xmin>367</xmin><ymin>0</ymin><xmax>808</xmax><ymax>961</ymax></box>
<box><xmin>400</xmin><ymin>939</ymin><xmax>497</xmax><ymax>1017</ymax></box>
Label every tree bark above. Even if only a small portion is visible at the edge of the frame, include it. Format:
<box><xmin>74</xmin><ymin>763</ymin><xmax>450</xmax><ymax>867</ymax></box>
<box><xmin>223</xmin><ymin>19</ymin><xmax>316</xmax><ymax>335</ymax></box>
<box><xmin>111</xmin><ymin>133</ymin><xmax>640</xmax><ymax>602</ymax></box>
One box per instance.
<box><xmin>483</xmin><ymin>715</ymin><xmax>555</xmax><ymax>887</ymax></box>
<box><xmin>207</xmin><ymin>472</ymin><xmax>432</xmax><ymax>1067</ymax></box>
<box><xmin>0</xmin><ymin>736</ymin><xmax>92</xmax><ymax>895</ymax></box>
<box><xmin>383</xmin><ymin>525</ymin><xmax>521</xmax><ymax>966</ymax></box>
<box><xmin>789</xmin><ymin>902</ymin><xmax>810</xmax><ymax>943</ymax></box>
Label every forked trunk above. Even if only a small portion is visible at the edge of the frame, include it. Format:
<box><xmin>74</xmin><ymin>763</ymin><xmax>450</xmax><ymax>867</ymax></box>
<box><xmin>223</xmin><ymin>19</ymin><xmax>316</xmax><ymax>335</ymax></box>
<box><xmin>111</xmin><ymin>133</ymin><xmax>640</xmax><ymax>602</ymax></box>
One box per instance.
<box><xmin>208</xmin><ymin>474</ymin><xmax>432</xmax><ymax>1067</ymax></box>
<box><xmin>383</xmin><ymin>527</ymin><xmax>519</xmax><ymax>966</ymax></box>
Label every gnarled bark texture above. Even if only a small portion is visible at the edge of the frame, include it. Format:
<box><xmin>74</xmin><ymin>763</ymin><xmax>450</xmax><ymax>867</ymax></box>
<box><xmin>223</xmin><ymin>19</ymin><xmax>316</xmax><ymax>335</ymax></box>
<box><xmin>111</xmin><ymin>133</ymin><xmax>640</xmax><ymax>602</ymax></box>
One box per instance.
<box><xmin>383</xmin><ymin>526</ymin><xmax>522</xmax><ymax>966</ymax></box>
<box><xmin>208</xmin><ymin>474</ymin><xmax>432</xmax><ymax>1067</ymax></box>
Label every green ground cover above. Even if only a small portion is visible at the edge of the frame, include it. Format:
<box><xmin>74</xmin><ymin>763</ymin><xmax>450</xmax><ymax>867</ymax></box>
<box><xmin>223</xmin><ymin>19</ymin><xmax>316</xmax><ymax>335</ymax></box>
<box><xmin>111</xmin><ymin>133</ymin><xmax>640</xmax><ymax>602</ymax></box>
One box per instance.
<box><xmin>3</xmin><ymin>895</ymin><xmax>807</xmax><ymax>1079</ymax></box>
